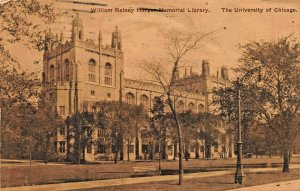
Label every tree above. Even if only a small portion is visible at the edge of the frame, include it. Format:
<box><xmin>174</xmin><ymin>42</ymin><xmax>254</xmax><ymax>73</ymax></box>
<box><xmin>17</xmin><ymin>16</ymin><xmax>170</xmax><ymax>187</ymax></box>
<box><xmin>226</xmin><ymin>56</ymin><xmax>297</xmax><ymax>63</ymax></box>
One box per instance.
<box><xmin>236</xmin><ymin>36</ymin><xmax>300</xmax><ymax>172</ymax></box>
<box><xmin>196</xmin><ymin>112</ymin><xmax>222</xmax><ymax>159</ymax></box>
<box><xmin>143</xmin><ymin>30</ymin><xmax>218</xmax><ymax>185</ymax></box>
<box><xmin>149</xmin><ymin>96</ymin><xmax>169</xmax><ymax>171</ymax></box>
<box><xmin>96</xmin><ymin>101</ymin><xmax>148</xmax><ymax>163</ymax></box>
<box><xmin>177</xmin><ymin>111</ymin><xmax>199</xmax><ymax>161</ymax></box>
<box><xmin>213</xmin><ymin>84</ymin><xmax>261</xmax><ymax>158</ymax></box>
<box><xmin>0</xmin><ymin>0</ymin><xmax>58</xmax><ymax>67</ymax></box>
<box><xmin>0</xmin><ymin>0</ymin><xmax>59</xmax><ymax>159</ymax></box>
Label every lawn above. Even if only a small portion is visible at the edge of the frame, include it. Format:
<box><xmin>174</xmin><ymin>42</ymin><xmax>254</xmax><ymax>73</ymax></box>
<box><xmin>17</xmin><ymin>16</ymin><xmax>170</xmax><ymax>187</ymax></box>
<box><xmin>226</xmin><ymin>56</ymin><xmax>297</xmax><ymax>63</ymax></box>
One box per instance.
<box><xmin>1</xmin><ymin>157</ymin><xmax>299</xmax><ymax>188</ymax></box>
<box><xmin>75</xmin><ymin>169</ymin><xmax>300</xmax><ymax>191</ymax></box>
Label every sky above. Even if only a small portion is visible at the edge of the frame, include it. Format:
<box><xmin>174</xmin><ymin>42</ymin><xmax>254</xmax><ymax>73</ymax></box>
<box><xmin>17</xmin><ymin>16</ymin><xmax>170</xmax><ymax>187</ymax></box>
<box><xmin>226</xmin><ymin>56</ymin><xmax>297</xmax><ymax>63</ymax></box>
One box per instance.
<box><xmin>5</xmin><ymin>0</ymin><xmax>300</xmax><ymax>80</ymax></box>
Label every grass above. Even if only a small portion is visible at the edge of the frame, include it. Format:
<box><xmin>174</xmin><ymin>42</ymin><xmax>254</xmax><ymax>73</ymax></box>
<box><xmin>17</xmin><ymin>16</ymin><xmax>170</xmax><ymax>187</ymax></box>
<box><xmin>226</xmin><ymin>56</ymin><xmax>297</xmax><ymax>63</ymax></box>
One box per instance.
<box><xmin>75</xmin><ymin>169</ymin><xmax>300</xmax><ymax>191</ymax></box>
<box><xmin>1</xmin><ymin>157</ymin><xmax>299</xmax><ymax>188</ymax></box>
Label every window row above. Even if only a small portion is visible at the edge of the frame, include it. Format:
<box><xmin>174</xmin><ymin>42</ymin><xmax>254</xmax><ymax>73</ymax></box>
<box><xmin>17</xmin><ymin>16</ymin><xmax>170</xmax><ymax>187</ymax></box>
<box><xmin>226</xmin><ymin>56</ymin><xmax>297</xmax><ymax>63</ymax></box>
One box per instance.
<box><xmin>54</xmin><ymin>141</ymin><xmax>66</xmax><ymax>153</ymax></box>
<box><xmin>125</xmin><ymin>92</ymin><xmax>205</xmax><ymax>113</ymax></box>
<box><xmin>97</xmin><ymin>144</ymin><xmax>134</xmax><ymax>154</ymax></box>
<box><xmin>48</xmin><ymin>59</ymin><xmax>112</xmax><ymax>85</ymax></box>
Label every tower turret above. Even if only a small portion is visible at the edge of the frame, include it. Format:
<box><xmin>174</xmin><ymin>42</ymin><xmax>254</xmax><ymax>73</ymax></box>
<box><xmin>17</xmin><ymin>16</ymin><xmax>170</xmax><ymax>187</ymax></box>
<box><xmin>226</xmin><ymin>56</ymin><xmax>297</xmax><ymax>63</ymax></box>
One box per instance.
<box><xmin>221</xmin><ymin>66</ymin><xmax>229</xmax><ymax>80</ymax></box>
<box><xmin>72</xmin><ymin>13</ymin><xmax>84</xmax><ymax>42</ymax></box>
<box><xmin>98</xmin><ymin>31</ymin><xmax>102</xmax><ymax>47</ymax></box>
<box><xmin>202</xmin><ymin>60</ymin><xmax>210</xmax><ymax>78</ymax></box>
<box><xmin>111</xmin><ymin>25</ymin><xmax>122</xmax><ymax>51</ymax></box>
<box><xmin>60</xmin><ymin>31</ymin><xmax>64</xmax><ymax>43</ymax></box>
<box><xmin>44</xmin><ymin>29</ymin><xmax>54</xmax><ymax>56</ymax></box>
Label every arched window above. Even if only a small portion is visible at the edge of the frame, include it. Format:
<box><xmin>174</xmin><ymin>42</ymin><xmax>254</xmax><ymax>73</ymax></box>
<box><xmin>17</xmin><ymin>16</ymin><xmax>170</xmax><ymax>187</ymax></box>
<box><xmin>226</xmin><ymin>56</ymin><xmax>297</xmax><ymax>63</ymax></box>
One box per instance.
<box><xmin>198</xmin><ymin>104</ymin><xmax>204</xmax><ymax>113</ymax></box>
<box><xmin>88</xmin><ymin>59</ymin><xmax>96</xmax><ymax>83</ymax></box>
<box><xmin>42</xmin><ymin>72</ymin><xmax>45</xmax><ymax>83</ymax></box>
<box><xmin>140</xmin><ymin>95</ymin><xmax>149</xmax><ymax>108</ymax></box>
<box><xmin>104</xmin><ymin>63</ymin><xmax>112</xmax><ymax>85</ymax></box>
<box><xmin>177</xmin><ymin>100</ymin><xmax>184</xmax><ymax>113</ymax></box>
<box><xmin>50</xmin><ymin>65</ymin><xmax>55</xmax><ymax>84</ymax></box>
<box><xmin>125</xmin><ymin>92</ymin><xmax>135</xmax><ymax>105</ymax></box>
<box><xmin>79</xmin><ymin>31</ymin><xmax>82</xmax><ymax>40</ymax></box>
<box><xmin>64</xmin><ymin>59</ymin><xmax>70</xmax><ymax>81</ymax></box>
<box><xmin>188</xmin><ymin>102</ymin><xmax>195</xmax><ymax>113</ymax></box>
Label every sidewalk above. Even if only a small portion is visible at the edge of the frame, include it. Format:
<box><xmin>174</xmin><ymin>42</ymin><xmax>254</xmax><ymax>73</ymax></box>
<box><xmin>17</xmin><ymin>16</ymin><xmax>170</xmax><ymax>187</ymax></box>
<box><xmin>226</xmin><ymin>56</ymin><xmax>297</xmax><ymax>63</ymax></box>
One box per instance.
<box><xmin>227</xmin><ymin>179</ymin><xmax>300</xmax><ymax>191</ymax></box>
<box><xmin>2</xmin><ymin>171</ymin><xmax>232</xmax><ymax>191</ymax></box>
<box><xmin>2</xmin><ymin>164</ymin><xmax>300</xmax><ymax>191</ymax></box>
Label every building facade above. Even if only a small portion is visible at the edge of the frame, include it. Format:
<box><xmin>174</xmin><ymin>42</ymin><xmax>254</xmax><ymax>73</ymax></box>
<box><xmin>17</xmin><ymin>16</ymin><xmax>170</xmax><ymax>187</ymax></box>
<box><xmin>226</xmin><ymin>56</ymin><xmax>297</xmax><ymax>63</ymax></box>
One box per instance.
<box><xmin>42</xmin><ymin>14</ymin><xmax>234</xmax><ymax>161</ymax></box>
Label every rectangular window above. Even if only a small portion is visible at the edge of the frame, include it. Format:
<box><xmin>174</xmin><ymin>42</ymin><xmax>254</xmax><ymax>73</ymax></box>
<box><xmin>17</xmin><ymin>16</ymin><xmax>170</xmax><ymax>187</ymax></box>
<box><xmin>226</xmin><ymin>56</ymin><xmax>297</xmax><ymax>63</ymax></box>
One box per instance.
<box><xmin>190</xmin><ymin>146</ymin><xmax>195</xmax><ymax>153</ymax></box>
<box><xmin>155</xmin><ymin>144</ymin><xmax>159</xmax><ymax>153</ymax></box>
<box><xmin>222</xmin><ymin>146</ymin><xmax>226</xmax><ymax>152</ymax></box>
<box><xmin>59</xmin><ymin>142</ymin><xmax>65</xmax><ymax>153</ymax></box>
<box><xmin>201</xmin><ymin>146</ymin><xmax>204</xmax><ymax>152</ymax></box>
<box><xmin>129</xmin><ymin>145</ymin><xmax>134</xmax><ymax>153</ymax></box>
<box><xmin>65</xmin><ymin>74</ymin><xmax>69</xmax><ymax>82</ymax></box>
<box><xmin>111</xmin><ymin>145</ymin><xmax>116</xmax><ymax>153</ymax></box>
<box><xmin>107</xmin><ymin>93</ymin><xmax>111</xmax><ymax>98</ymax></box>
<box><xmin>87</xmin><ymin>142</ymin><xmax>92</xmax><ymax>153</ymax></box>
<box><xmin>98</xmin><ymin>129</ymin><xmax>106</xmax><ymax>138</ymax></box>
<box><xmin>105</xmin><ymin>77</ymin><xmax>112</xmax><ymax>85</ymax></box>
<box><xmin>98</xmin><ymin>144</ymin><xmax>106</xmax><ymax>153</ymax></box>
<box><xmin>59</xmin><ymin>106</ymin><xmax>65</xmax><ymax>115</ymax></box>
<box><xmin>88</xmin><ymin>74</ymin><xmax>96</xmax><ymax>82</ymax></box>
<box><xmin>168</xmin><ymin>145</ymin><xmax>173</xmax><ymax>155</ymax></box>
<box><xmin>214</xmin><ymin>144</ymin><xmax>219</xmax><ymax>152</ymax></box>
<box><xmin>59</xmin><ymin>126</ymin><xmax>65</xmax><ymax>135</ymax></box>
<box><xmin>53</xmin><ymin>142</ymin><xmax>57</xmax><ymax>153</ymax></box>
<box><xmin>91</xmin><ymin>90</ymin><xmax>95</xmax><ymax>96</ymax></box>
<box><xmin>142</xmin><ymin>144</ymin><xmax>148</xmax><ymax>153</ymax></box>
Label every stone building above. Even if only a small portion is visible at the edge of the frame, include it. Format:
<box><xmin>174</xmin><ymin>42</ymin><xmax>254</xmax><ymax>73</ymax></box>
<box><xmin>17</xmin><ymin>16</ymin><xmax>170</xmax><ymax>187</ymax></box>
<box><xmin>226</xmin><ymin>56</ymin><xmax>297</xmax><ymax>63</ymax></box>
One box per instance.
<box><xmin>42</xmin><ymin>14</ymin><xmax>233</xmax><ymax>161</ymax></box>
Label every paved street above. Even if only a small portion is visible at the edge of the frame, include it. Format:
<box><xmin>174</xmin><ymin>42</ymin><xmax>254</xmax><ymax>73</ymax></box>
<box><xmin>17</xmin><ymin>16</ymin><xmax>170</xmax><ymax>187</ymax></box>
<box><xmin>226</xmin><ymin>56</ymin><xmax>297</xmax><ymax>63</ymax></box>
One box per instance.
<box><xmin>2</xmin><ymin>164</ymin><xmax>300</xmax><ymax>191</ymax></box>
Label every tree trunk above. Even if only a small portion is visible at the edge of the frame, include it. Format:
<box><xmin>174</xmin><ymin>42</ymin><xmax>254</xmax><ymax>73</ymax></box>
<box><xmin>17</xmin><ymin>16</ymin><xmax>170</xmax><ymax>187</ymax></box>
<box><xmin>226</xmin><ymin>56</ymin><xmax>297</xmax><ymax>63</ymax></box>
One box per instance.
<box><xmin>127</xmin><ymin>140</ymin><xmax>130</xmax><ymax>161</ymax></box>
<box><xmin>173</xmin><ymin>143</ymin><xmax>177</xmax><ymax>160</ymax></box>
<box><xmin>167</xmin><ymin>94</ymin><xmax>184</xmax><ymax>185</ymax></box>
<box><xmin>177</xmin><ymin>124</ymin><xmax>184</xmax><ymax>185</ymax></box>
<box><xmin>283</xmin><ymin>151</ymin><xmax>289</xmax><ymax>172</ymax></box>
<box><xmin>158</xmin><ymin>140</ymin><xmax>161</xmax><ymax>173</ymax></box>
<box><xmin>173</xmin><ymin>114</ymin><xmax>184</xmax><ymax>184</ymax></box>
<box><xmin>44</xmin><ymin>134</ymin><xmax>50</xmax><ymax>164</ymax></box>
<box><xmin>66</xmin><ymin>117</ymin><xmax>71</xmax><ymax>161</ymax></box>
<box><xmin>114</xmin><ymin>146</ymin><xmax>118</xmax><ymax>164</ymax></box>
<box><xmin>82</xmin><ymin>146</ymin><xmax>86</xmax><ymax>163</ymax></box>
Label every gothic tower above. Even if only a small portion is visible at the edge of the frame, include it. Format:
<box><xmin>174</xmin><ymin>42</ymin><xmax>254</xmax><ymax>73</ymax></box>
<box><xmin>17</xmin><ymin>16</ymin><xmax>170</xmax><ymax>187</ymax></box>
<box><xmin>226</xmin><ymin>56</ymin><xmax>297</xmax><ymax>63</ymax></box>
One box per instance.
<box><xmin>72</xmin><ymin>13</ymin><xmax>84</xmax><ymax>42</ymax></box>
<box><xmin>111</xmin><ymin>25</ymin><xmax>122</xmax><ymax>51</ymax></box>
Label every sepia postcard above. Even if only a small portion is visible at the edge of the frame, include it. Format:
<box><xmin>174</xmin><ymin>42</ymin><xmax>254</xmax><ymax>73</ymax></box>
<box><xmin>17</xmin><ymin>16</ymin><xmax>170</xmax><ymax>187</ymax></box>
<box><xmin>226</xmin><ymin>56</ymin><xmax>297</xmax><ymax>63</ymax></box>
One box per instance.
<box><xmin>1</xmin><ymin>0</ymin><xmax>300</xmax><ymax>190</ymax></box>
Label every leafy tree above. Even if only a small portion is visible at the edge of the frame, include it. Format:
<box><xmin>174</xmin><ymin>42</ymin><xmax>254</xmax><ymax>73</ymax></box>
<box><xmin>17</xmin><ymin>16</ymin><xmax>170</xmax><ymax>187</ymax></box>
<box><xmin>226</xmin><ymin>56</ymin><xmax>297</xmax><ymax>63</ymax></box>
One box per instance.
<box><xmin>34</xmin><ymin>103</ymin><xmax>64</xmax><ymax>163</ymax></box>
<box><xmin>0</xmin><ymin>0</ymin><xmax>58</xmax><ymax>67</ymax></box>
<box><xmin>196</xmin><ymin>112</ymin><xmax>222</xmax><ymax>159</ymax></box>
<box><xmin>213</xmin><ymin>81</ymin><xmax>264</xmax><ymax>157</ymax></box>
<box><xmin>150</xmin><ymin>96</ymin><xmax>168</xmax><ymax>160</ymax></box>
<box><xmin>177</xmin><ymin>111</ymin><xmax>199</xmax><ymax>160</ymax></box>
<box><xmin>0</xmin><ymin>0</ymin><xmax>59</xmax><ymax>160</ymax></box>
<box><xmin>96</xmin><ymin>101</ymin><xmax>148</xmax><ymax>163</ymax></box>
<box><xmin>236</xmin><ymin>36</ymin><xmax>300</xmax><ymax>172</ymax></box>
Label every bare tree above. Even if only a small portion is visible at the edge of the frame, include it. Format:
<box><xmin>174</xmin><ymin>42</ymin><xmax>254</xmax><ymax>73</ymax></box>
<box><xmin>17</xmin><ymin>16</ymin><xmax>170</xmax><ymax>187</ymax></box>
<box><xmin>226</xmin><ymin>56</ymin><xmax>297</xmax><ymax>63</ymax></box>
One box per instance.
<box><xmin>143</xmin><ymin>30</ymin><xmax>219</xmax><ymax>185</ymax></box>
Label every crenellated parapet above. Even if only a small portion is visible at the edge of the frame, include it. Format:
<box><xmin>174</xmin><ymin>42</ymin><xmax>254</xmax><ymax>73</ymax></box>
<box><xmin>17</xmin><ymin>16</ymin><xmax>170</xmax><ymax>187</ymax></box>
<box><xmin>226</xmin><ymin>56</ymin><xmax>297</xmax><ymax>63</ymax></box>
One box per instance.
<box><xmin>124</xmin><ymin>78</ymin><xmax>163</xmax><ymax>92</ymax></box>
<box><xmin>124</xmin><ymin>78</ymin><xmax>205</xmax><ymax>101</ymax></box>
<box><xmin>44</xmin><ymin>40</ymin><xmax>73</xmax><ymax>60</ymax></box>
